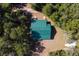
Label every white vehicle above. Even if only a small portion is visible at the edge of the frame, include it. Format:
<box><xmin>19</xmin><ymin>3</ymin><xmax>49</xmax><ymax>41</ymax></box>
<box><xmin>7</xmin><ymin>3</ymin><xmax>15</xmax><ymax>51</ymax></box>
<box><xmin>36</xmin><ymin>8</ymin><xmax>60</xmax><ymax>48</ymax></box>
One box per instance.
<box><xmin>65</xmin><ymin>40</ymin><xmax>77</xmax><ymax>48</ymax></box>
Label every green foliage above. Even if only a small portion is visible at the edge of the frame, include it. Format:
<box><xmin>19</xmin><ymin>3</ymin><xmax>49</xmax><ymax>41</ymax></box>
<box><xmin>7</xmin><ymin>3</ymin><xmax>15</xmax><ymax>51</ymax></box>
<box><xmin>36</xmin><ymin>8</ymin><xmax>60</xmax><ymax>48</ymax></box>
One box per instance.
<box><xmin>10</xmin><ymin>29</ymin><xmax>17</xmax><ymax>39</ymax></box>
<box><xmin>49</xmin><ymin>50</ymin><xmax>69</xmax><ymax>56</ymax></box>
<box><xmin>42</xmin><ymin>4</ymin><xmax>53</xmax><ymax>16</ymax></box>
<box><xmin>49</xmin><ymin>49</ymin><xmax>79</xmax><ymax>56</ymax></box>
<box><xmin>18</xmin><ymin>15</ymin><xmax>26</xmax><ymax>20</ymax></box>
<box><xmin>0</xmin><ymin>3</ymin><xmax>32</xmax><ymax>56</ymax></box>
<box><xmin>0</xmin><ymin>37</ymin><xmax>5</xmax><ymax>48</ymax></box>
<box><xmin>76</xmin><ymin>40</ymin><xmax>79</xmax><ymax>48</ymax></box>
<box><xmin>14</xmin><ymin>43</ymin><xmax>25</xmax><ymax>55</ymax></box>
<box><xmin>31</xmin><ymin>3</ymin><xmax>46</xmax><ymax>11</ymax></box>
<box><xmin>16</xmin><ymin>26</ymin><xmax>24</xmax><ymax>36</ymax></box>
<box><xmin>0</xmin><ymin>3</ymin><xmax>10</xmax><ymax>9</ymax></box>
<box><xmin>3</xmin><ymin>22</ymin><xmax>13</xmax><ymax>34</ymax></box>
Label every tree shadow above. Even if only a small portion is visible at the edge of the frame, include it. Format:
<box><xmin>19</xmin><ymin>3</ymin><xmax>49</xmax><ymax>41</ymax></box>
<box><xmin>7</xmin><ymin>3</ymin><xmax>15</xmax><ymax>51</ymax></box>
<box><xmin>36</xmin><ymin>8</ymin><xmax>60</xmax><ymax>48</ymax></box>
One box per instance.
<box><xmin>11</xmin><ymin>3</ymin><xmax>26</xmax><ymax>8</ymax></box>
<box><xmin>46</xmin><ymin>21</ymin><xmax>57</xmax><ymax>39</ymax></box>
<box><xmin>32</xmin><ymin>31</ymin><xmax>41</xmax><ymax>41</ymax></box>
<box><xmin>32</xmin><ymin>53</ymin><xmax>40</xmax><ymax>56</ymax></box>
<box><xmin>33</xmin><ymin>41</ymin><xmax>45</xmax><ymax>53</ymax></box>
<box><xmin>37</xmin><ymin>45</ymin><xmax>45</xmax><ymax>53</ymax></box>
<box><xmin>10</xmin><ymin>10</ymin><xmax>32</xmax><ymax>28</ymax></box>
<box><xmin>51</xmin><ymin>26</ymin><xmax>57</xmax><ymax>39</ymax></box>
<box><xmin>24</xmin><ymin>11</ymin><xmax>32</xmax><ymax>27</ymax></box>
<box><xmin>31</xmin><ymin>19</ymin><xmax>37</xmax><ymax>23</ymax></box>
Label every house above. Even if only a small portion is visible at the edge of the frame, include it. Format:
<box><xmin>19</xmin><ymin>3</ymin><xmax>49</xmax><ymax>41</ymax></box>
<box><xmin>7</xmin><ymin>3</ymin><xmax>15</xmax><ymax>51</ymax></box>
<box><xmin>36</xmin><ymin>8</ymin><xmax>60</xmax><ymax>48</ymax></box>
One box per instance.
<box><xmin>31</xmin><ymin>19</ymin><xmax>51</xmax><ymax>41</ymax></box>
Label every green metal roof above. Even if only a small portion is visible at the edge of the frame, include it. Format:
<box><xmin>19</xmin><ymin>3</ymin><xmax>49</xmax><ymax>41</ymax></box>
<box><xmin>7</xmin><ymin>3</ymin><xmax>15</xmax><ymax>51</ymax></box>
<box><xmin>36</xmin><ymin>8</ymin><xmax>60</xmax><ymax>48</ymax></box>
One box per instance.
<box><xmin>31</xmin><ymin>20</ymin><xmax>51</xmax><ymax>40</ymax></box>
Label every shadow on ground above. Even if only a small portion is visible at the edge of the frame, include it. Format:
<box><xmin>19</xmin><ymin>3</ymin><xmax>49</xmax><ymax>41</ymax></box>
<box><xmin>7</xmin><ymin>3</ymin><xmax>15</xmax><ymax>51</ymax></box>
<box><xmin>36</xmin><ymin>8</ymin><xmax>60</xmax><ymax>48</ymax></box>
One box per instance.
<box><xmin>32</xmin><ymin>31</ymin><xmax>41</xmax><ymax>40</ymax></box>
<box><xmin>32</xmin><ymin>42</ymin><xmax>45</xmax><ymax>56</ymax></box>
<box><xmin>11</xmin><ymin>3</ymin><xmax>26</xmax><ymax>8</ymax></box>
<box><xmin>51</xmin><ymin>26</ymin><xmax>57</xmax><ymax>39</ymax></box>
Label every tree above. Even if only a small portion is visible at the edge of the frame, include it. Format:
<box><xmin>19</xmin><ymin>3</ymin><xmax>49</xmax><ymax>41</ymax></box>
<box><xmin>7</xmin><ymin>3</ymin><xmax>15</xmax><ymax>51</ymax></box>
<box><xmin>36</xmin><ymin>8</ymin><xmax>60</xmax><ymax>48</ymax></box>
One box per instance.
<box><xmin>42</xmin><ymin>4</ymin><xmax>53</xmax><ymax>16</ymax></box>
<box><xmin>0</xmin><ymin>37</ymin><xmax>5</xmax><ymax>48</ymax></box>
<box><xmin>31</xmin><ymin>3</ymin><xmax>46</xmax><ymax>11</ymax></box>
<box><xmin>49</xmin><ymin>50</ymin><xmax>69</xmax><ymax>56</ymax></box>
<box><xmin>0</xmin><ymin>3</ymin><xmax>10</xmax><ymax>10</ymax></box>
<box><xmin>3</xmin><ymin>22</ymin><xmax>13</xmax><ymax>34</ymax></box>
<box><xmin>14</xmin><ymin>43</ymin><xmax>25</xmax><ymax>55</ymax></box>
<box><xmin>10</xmin><ymin>29</ymin><xmax>17</xmax><ymax>39</ymax></box>
<box><xmin>49</xmin><ymin>49</ymin><xmax>79</xmax><ymax>56</ymax></box>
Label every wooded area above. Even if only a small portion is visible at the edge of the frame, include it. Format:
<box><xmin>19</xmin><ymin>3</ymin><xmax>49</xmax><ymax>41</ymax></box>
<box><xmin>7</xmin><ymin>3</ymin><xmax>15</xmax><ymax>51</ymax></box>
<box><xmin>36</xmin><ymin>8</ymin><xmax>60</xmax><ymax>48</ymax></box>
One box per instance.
<box><xmin>0</xmin><ymin>3</ymin><xmax>34</xmax><ymax>56</ymax></box>
<box><xmin>0</xmin><ymin>3</ymin><xmax>79</xmax><ymax>56</ymax></box>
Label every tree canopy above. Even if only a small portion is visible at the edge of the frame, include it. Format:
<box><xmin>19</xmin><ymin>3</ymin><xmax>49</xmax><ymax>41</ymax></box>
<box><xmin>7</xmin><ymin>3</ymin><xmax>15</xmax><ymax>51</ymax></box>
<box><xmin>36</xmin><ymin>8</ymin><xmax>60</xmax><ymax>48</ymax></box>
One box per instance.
<box><xmin>0</xmin><ymin>3</ymin><xmax>32</xmax><ymax>56</ymax></box>
<box><xmin>49</xmin><ymin>49</ymin><xmax>79</xmax><ymax>56</ymax></box>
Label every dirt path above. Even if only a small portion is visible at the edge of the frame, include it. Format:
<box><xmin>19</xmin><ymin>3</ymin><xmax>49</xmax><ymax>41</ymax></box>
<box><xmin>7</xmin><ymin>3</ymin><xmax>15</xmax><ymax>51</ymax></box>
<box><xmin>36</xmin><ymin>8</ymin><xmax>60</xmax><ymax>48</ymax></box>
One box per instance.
<box><xmin>24</xmin><ymin>4</ymin><xmax>65</xmax><ymax>56</ymax></box>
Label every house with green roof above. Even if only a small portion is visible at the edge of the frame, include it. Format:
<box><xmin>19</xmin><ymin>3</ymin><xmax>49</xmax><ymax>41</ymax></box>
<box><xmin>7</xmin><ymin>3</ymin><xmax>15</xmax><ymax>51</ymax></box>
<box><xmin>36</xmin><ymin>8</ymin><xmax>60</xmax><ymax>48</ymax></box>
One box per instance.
<box><xmin>31</xmin><ymin>19</ymin><xmax>51</xmax><ymax>41</ymax></box>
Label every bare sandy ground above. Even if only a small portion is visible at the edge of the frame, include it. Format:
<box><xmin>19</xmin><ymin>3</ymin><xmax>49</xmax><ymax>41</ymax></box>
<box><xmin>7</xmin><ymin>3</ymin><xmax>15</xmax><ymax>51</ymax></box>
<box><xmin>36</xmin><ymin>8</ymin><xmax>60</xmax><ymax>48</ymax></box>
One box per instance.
<box><xmin>24</xmin><ymin>5</ymin><xmax>65</xmax><ymax>56</ymax></box>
